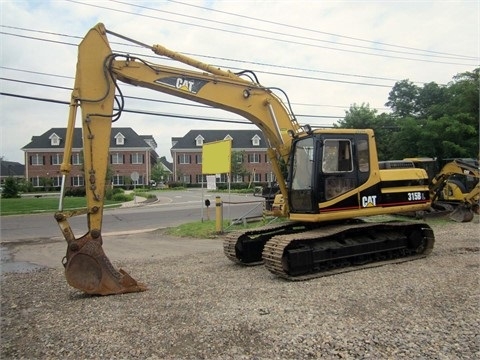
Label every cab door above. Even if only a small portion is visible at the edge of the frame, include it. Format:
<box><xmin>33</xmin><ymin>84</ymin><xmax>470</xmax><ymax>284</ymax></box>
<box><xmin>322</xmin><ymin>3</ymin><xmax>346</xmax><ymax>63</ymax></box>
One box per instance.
<box><xmin>289</xmin><ymin>136</ymin><xmax>318</xmax><ymax>213</ymax></box>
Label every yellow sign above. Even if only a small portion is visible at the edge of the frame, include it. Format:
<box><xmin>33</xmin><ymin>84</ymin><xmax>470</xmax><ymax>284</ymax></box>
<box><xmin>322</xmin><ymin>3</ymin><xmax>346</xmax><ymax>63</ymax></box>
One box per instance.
<box><xmin>202</xmin><ymin>140</ymin><xmax>232</xmax><ymax>174</ymax></box>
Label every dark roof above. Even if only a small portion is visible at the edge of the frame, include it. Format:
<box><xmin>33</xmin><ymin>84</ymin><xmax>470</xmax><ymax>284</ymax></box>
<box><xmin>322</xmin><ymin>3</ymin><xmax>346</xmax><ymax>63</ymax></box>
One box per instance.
<box><xmin>158</xmin><ymin>156</ymin><xmax>173</xmax><ymax>172</ymax></box>
<box><xmin>0</xmin><ymin>160</ymin><xmax>25</xmax><ymax>177</ymax></box>
<box><xmin>22</xmin><ymin>128</ymin><xmax>156</xmax><ymax>150</ymax></box>
<box><xmin>171</xmin><ymin>129</ymin><xmax>266</xmax><ymax>150</ymax></box>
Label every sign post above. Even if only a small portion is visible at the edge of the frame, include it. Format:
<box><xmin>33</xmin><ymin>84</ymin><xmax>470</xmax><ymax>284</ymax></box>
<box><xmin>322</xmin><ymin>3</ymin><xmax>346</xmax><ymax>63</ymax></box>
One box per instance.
<box><xmin>130</xmin><ymin>171</ymin><xmax>139</xmax><ymax>204</ymax></box>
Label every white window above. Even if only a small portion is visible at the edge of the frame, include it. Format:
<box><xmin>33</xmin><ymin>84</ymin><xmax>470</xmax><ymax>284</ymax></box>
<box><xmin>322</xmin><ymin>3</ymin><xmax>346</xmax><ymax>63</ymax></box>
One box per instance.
<box><xmin>266</xmin><ymin>172</ymin><xmax>276</xmax><ymax>183</ymax></box>
<box><xmin>30</xmin><ymin>177</ymin><xmax>41</xmax><ymax>187</ymax></box>
<box><xmin>31</xmin><ymin>154</ymin><xmax>44</xmax><ymax>166</ymax></box>
<box><xmin>178</xmin><ymin>154</ymin><xmax>191</xmax><ymax>164</ymax></box>
<box><xmin>52</xmin><ymin>176</ymin><xmax>62</xmax><ymax>187</ymax></box>
<box><xmin>248</xmin><ymin>153</ymin><xmax>260</xmax><ymax>163</ymax></box>
<box><xmin>252</xmin><ymin>134</ymin><xmax>261</xmax><ymax>146</ymax></box>
<box><xmin>196</xmin><ymin>154</ymin><xmax>202</xmax><ymax>164</ymax></box>
<box><xmin>253</xmin><ymin>173</ymin><xmax>261</xmax><ymax>182</ymax></box>
<box><xmin>71</xmin><ymin>176</ymin><xmax>84</xmax><ymax>187</ymax></box>
<box><xmin>233</xmin><ymin>174</ymin><xmax>243</xmax><ymax>183</ymax></box>
<box><xmin>49</xmin><ymin>133</ymin><xmax>61</xmax><ymax>146</ymax></box>
<box><xmin>131</xmin><ymin>153</ymin><xmax>144</xmax><ymax>164</ymax></box>
<box><xmin>111</xmin><ymin>153</ymin><xmax>124</xmax><ymax>164</ymax></box>
<box><xmin>51</xmin><ymin>154</ymin><xmax>63</xmax><ymax>165</ymax></box>
<box><xmin>196</xmin><ymin>174</ymin><xmax>207</xmax><ymax>183</ymax></box>
<box><xmin>219</xmin><ymin>174</ymin><xmax>228</xmax><ymax>183</ymax></box>
<box><xmin>72</xmin><ymin>153</ymin><xmax>82</xmax><ymax>165</ymax></box>
<box><xmin>112</xmin><ymin>175</ymin><xmax>124</xmax><ymax>186</ymax></box>
<box><xmin>195</xmin><ymin>135</ymin><xmax>204</xmax><ymax>146</ymax></box>
<box><xmin>181</xmin><ymin>175</ymin><xmax>191</xmax><ymax>184</ymax></box>
<box><xmin>114</xmin><ymin>133</ymin><xmax>125</xmax><ymax>145</ymax></box>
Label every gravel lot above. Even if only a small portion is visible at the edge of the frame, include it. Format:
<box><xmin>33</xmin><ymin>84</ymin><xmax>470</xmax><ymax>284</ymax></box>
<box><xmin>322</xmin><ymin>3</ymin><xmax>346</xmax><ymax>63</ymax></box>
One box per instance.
<box><xmin>1</xmin><ymin>216</ymin><xmax>479</xmax><ymax>359</ymax></box>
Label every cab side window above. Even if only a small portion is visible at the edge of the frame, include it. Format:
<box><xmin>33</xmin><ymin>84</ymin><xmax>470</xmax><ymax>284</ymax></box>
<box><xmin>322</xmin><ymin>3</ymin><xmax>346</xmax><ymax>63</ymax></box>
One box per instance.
<box><xmin>322</xmin><ymin>139</ymin><xmax>355</xmax><ymax>200</ymax></box>
<box><xmin>322</xmin><ymin>140</ymin><xmax>353</xmax><ymax>173</ymax></box>
<box><xmin>357</xmin><ymin>139</ymin><xmax>370</xmax><ymax>173</ymax></box>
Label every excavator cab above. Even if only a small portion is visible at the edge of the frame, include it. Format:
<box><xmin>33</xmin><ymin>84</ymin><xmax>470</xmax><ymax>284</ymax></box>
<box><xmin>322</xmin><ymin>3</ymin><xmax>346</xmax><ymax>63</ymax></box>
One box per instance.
<box><xmin>289</xmin><ymin>132</ymin><xmax>371</xmax><ymax>214</ymax></box>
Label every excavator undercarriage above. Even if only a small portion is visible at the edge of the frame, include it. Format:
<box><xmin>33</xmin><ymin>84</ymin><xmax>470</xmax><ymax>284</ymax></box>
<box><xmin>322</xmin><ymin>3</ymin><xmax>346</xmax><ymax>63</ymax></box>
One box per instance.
<box><xmin>224</xmin><ymin>220</ymin><xmax>435</xmax><ymax>280</ymax></box>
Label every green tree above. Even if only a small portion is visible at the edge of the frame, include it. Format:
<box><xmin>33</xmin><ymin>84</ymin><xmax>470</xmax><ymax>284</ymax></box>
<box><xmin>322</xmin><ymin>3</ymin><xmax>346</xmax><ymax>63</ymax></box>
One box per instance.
<box><xmin>231</xmin><ymin>150</ymin><xmax>248</xmax><ymax>182</ymax></box>
<box><xmin>335</xmin><ymin>103</ymin><xmax>397</xmax><ymax>160</ymax></box>
<box><xmin>336</xmin><ymin>103</ymin><xmax>378</xmax><ymax>129</ymax></box>
<box><xmin>385</xmin><ymin>80</ymin><xmax>420</xmax><ymax>118</ymax></box>
<box><xmin>385</xmin><ymin>69</ymin><xmax>479</xmax><ymax>159</ymax></box>
<box><xmin>151</xmin><ymin>162</ymin><xmax>170</xmax><ymax>184</ymax></box>
<box><xmin>1</xmin><ymin>177</ymin><xmax>20</xmax><ymax>198</ymax></box>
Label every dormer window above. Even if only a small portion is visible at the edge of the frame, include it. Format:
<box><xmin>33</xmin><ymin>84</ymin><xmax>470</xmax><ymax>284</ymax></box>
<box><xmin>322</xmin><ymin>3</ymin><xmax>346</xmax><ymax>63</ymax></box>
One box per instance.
<box><xmin>195</xmin><ymin>135</ymin><xmax>204</xmax><ymax>146</ymax></box>
<box><xmin>252</xmin><ymin>134</ymin><xmax>261</xmax><ymax>146</ymax></box>
<box><xmin>114</xmin><ymin>132</ymin><xmax>125</xmax><ymax>145</ymax></box>
<box><xmin>224</xmin><ymin>134</ymin><xmax>233</xmax><ymax>141</ymax></box>
<box><xmin>49</xmin><ymin>133</ymin><xmax>61</xmax><ymax>146</ymax></box>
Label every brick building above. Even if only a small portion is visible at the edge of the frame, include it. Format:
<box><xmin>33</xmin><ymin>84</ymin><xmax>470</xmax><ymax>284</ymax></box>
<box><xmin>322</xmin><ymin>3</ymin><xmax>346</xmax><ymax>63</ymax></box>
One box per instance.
<box><xmin>22</xmin><ymin>128</ymin><xmax>159</xmax><ymax>189</ymax></box>
<box><xmin>171</xmin><ymin>129</ymin><xmax>275</xmax><ymax>185</ymax></box>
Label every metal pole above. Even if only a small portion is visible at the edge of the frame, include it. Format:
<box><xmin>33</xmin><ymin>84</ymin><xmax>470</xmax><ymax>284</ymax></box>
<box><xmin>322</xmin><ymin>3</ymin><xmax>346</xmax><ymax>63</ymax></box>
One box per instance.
<box><xmin>215</xmin><ymin>196</ymin><xmax>223</xmax><ymax>234</ymax></box>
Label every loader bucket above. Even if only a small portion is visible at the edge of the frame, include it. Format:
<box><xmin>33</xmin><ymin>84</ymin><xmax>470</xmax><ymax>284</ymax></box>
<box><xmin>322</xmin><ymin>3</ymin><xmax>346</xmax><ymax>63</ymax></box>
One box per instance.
<box><xmin>63</xmin><ymin>233</ymin><xmax>147</xmax><ymax>295</ymax></box>
<box><xmin>449</xmin><ymin>205</ymin><xmax>474</xmax><ymax>223</ymax></box>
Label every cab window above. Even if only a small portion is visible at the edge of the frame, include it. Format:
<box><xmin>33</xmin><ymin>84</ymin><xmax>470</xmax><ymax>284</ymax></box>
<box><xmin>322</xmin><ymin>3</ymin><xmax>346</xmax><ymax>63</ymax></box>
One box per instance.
<box><xmin>322</xmin><ymin>139</ymin><xmax>352</xmax><ymax>173</ymax></box>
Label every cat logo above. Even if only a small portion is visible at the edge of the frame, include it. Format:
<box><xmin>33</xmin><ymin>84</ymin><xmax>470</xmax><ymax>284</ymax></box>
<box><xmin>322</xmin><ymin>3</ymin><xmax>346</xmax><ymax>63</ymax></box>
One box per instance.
<box><xmin>155</xmin><ymin>76</ymin><xmax>208</xmax><ymax>94</ymax></box>
<box><xmin>361</xmin><ymin>195</ymin><xmax>377</xmax><ymax>207</ymax></box>
<box><xmin>176</xmin><ymin>78</ymin><xmax>195</xmax><ymax>92</ymax></box>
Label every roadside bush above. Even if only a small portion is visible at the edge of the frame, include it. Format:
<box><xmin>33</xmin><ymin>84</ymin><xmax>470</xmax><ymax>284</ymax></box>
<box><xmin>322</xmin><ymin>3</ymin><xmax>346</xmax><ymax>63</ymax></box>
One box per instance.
<box><xmin>168</xmin><ymin>182</ymin><xmax>185</xmax><ymax>189</ymax></box>
<box><xmin>1</xmin><ymin>177</ymin><xmax>20</xmax><ymax>198</ymax></box>
<box><xmin>65</xmin><ymin>187</ymin><xmax>86</xmax><ymax>197</ymax></box>
<box><xmin>17</xmin><ymin>179</ymin><xmax>33</xmax><ymax>193</ymax></box>
<box><xmin>105</xmin><ymin>187</ymin><xmax>124</xmax><ymax>200</ymax></box>
<box><xmin>112</xmin><ymin>193</ymin><xmax>133</xmax><ymax>202</ymax></box>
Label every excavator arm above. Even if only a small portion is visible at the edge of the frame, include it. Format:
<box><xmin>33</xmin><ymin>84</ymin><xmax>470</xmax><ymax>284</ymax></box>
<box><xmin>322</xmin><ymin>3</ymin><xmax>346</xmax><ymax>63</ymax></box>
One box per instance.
<box><xmin>56</xmin><ymin>23</ymin><xmax>303</xmax><ymax>295</ymax></box>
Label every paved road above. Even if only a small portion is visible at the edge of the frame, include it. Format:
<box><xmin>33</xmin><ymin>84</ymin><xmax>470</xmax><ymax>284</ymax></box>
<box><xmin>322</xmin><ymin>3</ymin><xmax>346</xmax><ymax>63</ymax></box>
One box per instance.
<box><xmin>0</xmin><ymin>189</ymin><xmax>266</xmax><ymax>274</ymax></box>
<box><xmin>0</xmin><ymin>189</ymin><xmax>264</xmax><ymax>242</ymax></box>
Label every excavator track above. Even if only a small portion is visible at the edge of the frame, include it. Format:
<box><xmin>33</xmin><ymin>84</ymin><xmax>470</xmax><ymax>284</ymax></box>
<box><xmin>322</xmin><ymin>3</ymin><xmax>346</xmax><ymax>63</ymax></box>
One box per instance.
<box><xmin>223</xmin><ymin>221</ymin><xmax>309</xmax><ymax>265</ymax></box>
<box><xmin>262</xmin><ymin>221</ymin><xmax>435</xmax><ymax>281</ymax></box>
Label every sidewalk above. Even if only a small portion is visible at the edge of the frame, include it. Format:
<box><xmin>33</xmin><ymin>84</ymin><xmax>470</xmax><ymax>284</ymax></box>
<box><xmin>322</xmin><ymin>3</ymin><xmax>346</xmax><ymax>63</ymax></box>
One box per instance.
<box><xmin>121</xmin><ymin>193</ymin><xmax>159</xmax><ymax>208</ymax></box>
<box><xmin>121</xmin><ymin>195</ymin><xmax>147</xmax><ymax>208</ymax></box>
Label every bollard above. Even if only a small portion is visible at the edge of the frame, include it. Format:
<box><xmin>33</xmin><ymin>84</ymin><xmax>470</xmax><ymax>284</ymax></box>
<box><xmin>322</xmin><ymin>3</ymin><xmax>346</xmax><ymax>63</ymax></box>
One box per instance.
<box><xmin>215</xmin><ymin>196</ymin><xmax>223</xmax><ymax>234</ymax></box>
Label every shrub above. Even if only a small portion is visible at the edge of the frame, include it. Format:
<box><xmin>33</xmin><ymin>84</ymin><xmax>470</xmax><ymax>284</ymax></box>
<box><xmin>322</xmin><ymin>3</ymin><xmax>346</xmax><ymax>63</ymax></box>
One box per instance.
<box><xmin>1</xmin><ymin>177</ymin><xmax>20</xmax><ymax>198</ymax></box>
<box><xmin>112</xmin><ymin>193</ymin><xmax>132</xmax><ymax>202</ymax></box>
<box><xmin>168</xmin><ymin>182</ymin><xmax>185</xmax><ymax>189</ymax></box>
<box><xmin>65</xmin><ymin>187</ymin><xmax>86</xmax><ymax>197</ymax></box>
<box><xmin>105</xmin><ymin>187</ymin><xmax>125</xmax><ymax>200</ymax></box>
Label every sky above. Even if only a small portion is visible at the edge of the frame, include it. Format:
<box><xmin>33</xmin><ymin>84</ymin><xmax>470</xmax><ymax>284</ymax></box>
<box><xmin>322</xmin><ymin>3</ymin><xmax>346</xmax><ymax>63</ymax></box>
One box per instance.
<box><xmin>1</xmin><ymin>0</ymin><xmax>478</xmax><ymax>164</ymax></box>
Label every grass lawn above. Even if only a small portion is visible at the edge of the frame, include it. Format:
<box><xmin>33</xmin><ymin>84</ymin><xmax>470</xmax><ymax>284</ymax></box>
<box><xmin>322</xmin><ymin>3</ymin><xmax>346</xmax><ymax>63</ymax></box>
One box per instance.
<box><xmin>0</xmin><ymin>196</ymin><xmax>122</xmax><ymax>216</ymax></box>
<box><xmin>165</xmin><ymin>218</ymin><xmax>281</xmax><ymax>238</ymax></box>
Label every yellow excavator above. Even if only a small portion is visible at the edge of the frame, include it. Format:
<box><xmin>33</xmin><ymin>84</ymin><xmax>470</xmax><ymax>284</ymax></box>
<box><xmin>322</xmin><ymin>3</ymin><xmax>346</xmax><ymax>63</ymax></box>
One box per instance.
<box><xmin>402</xmin><ymin>158</ymin><xmax>479</xmax><ymax>222</ymax></box>
<box><xmin>55</xmin><ymin>23</ymin><xmax>435</xmax><ymax>295</ymax></box>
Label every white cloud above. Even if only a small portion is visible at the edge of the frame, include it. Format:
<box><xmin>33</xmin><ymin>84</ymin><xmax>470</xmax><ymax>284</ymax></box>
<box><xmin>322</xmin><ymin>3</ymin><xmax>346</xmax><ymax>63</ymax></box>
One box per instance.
<box><xmin>1</xmin><ymin>0</ymin><xmax>478</xmax><ymax>163</ymax></box>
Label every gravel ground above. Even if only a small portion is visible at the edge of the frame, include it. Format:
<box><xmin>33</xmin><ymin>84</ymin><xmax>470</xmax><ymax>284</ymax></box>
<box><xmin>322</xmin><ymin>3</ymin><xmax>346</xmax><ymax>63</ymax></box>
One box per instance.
<box><xmin>1</xmin><ymin>216</ymin><xmax>479</xmax><ymax>359</ymax></box>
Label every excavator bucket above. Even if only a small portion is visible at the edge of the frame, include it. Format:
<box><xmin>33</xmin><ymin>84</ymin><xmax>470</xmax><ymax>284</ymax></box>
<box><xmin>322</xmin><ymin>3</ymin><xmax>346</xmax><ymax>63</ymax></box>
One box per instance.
<box><xmin>449</xmin><ymin>204</ymin><xmax>474</xmax><ymax>223</ymax></box>
<box><xmin>63</xmin><ymin>233</ymin><xmax>147</xmax><ymax>295</ymax></box>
